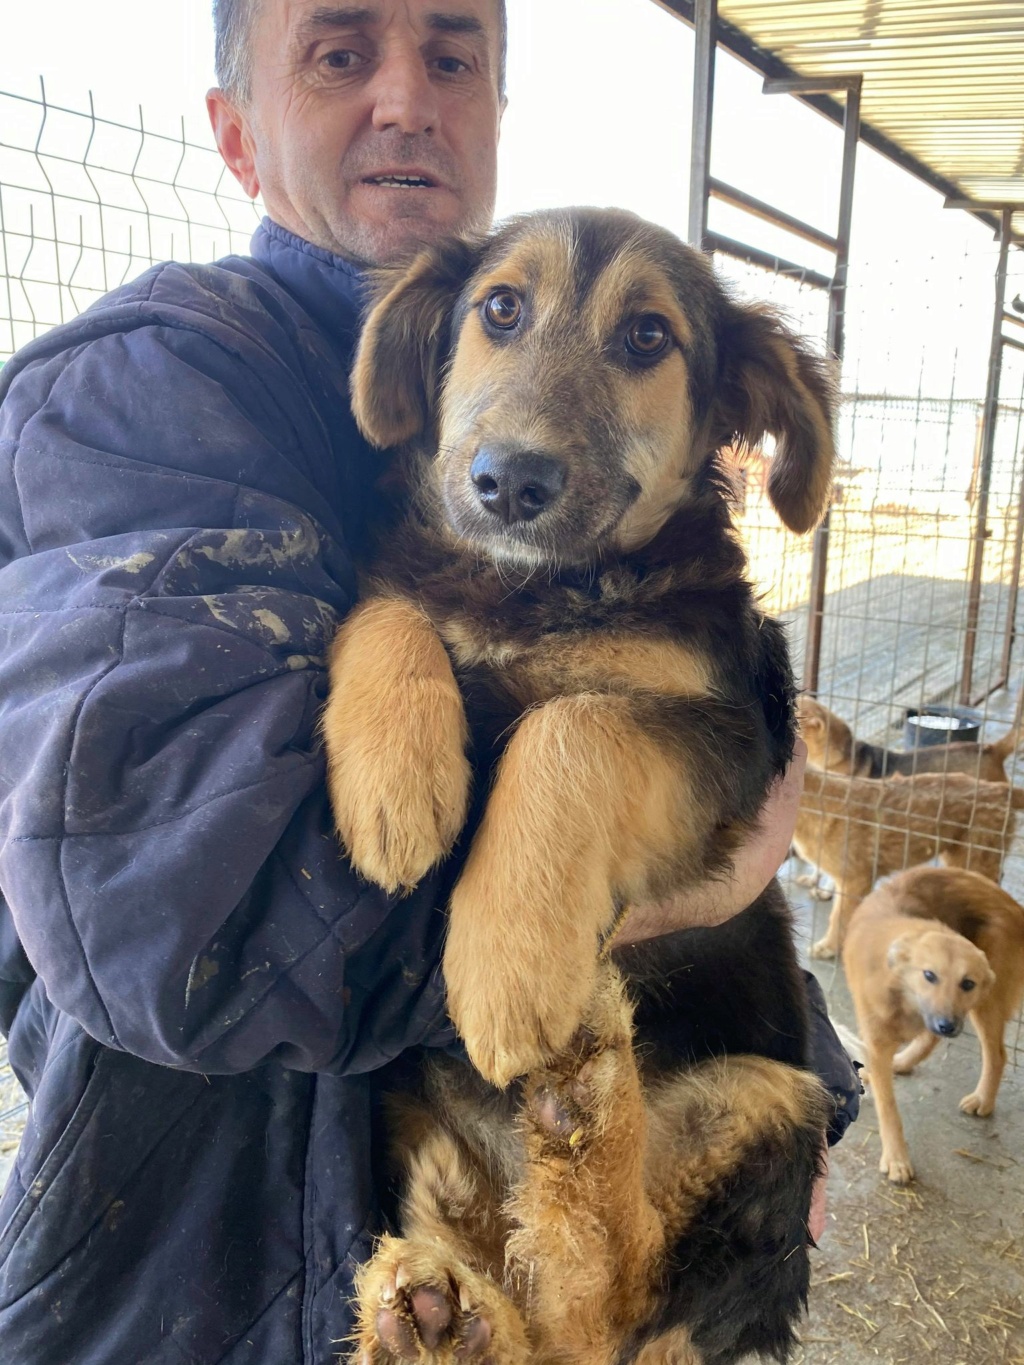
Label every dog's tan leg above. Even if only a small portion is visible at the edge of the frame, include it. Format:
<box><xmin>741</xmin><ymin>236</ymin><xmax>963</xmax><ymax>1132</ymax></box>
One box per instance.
<box><xmin>506</xmin><ymin>966</ymin><xmax>663</xmax><ymax>1365</ymax></box>
<box><xmin>628</xmin><ymin>1328</ymin><xmax>704</xmax><ymax>1364</ymax></box>
<box><xmin>810</xmin><ymin>876</ymin><xmax>870</xmax><ymax>959</ymax></box>
<box><xmin>960</xmin><ymin>999</ymin><xmax>1006</xmax><ymax>1116</ymax></box>
<box><xmin>864</xmin><ymin>1037</ymin><xmax>915</xmax><ymax>1184</ymax></box>
<box><xmin>324</xmin><ymin>596</ymin><xmax>471</xmax><ymax>893</ymax></box>
<box><xmin>351</xmin><ymin>1123</ymin><xmax>530</xmax><ymax>1364</ymax></box>
<box><xmin>893</xmin><ymin>1030</ymin><xmax>939</xmax><ymax>1074</ymax></box>
<box><xmin>445</xmin><ymin>693</ymin><xmax>700</xmax><ymax>1086</ymax></box>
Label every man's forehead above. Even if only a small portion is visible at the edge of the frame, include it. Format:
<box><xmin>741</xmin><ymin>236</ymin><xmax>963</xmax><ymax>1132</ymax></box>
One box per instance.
<box><xmin>278</xmin><ymin>0</ymin><xmax>500</xmax><ymax>40</ymax></box>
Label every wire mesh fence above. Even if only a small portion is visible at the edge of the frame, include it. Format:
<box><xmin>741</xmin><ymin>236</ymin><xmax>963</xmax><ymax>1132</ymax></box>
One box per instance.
<box><xmin>0</xmin><ymin>80</ymin><xmax>260</xmax><ymax>362</ymax></box>
<box><xmin>1</xmin><ymin>83</ymin><xmax>1024</xmax><ymax>1169</ymax></box>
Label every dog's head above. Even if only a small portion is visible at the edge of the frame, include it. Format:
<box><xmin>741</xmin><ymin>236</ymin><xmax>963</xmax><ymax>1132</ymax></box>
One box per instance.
<box><xmin>352</xmin><ymin>207</ymin><xmax>836</xmax><ymax>567</ymax></box>
<box><xmin>796</xmin><ymin>695</ymin><xmax>854</xmax><ymax>771</ymax></box>
<box><xmin>887</xmin><ymin>927</ymin><xmax>995</xmax><ymax>1038</ymax></box>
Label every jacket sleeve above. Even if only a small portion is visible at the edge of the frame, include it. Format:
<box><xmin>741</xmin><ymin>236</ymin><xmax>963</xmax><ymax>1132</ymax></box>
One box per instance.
<box><xmin>0</xmin><ymin>295</ymin><xmax>456</xmax><ymax>1076</ymax></box>
<box><xmin>803</xmin><ymin>971</ymin><xmax>862</xmax><ymax>1145</ymax></box>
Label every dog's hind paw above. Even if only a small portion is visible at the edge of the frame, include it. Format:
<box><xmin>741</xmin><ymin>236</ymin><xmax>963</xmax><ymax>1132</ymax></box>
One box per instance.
<box><xmin>351</xmin><ymin>1236</ymin><xmax>528</xmax><ymax>1364</ymax></box>
<box><xmin>809</xmin><ymin>935</ymin><xmax>837</xmax><ymax>960</ymax></box>
<box><xmin>959</xmin><ymin>1090</ymin><xmax>995</xmax><ymax>1117</ymax></box>
<box><xmin>524</xmin><ymin>968</ymin><xmax>635</xmax><ymax>1154</ymax></box>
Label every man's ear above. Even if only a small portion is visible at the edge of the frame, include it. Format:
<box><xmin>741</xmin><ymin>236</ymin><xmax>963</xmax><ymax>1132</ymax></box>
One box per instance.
<box><xmin>350</xmin><ymin>236</ymin><xmax>484</xmax><ymax>449</ymax></box>
<box><xmin>886</xmin><ymin>935</ymin><xmax>914</xmax><ymax>971</ymax></box>
<box><xmin>715</xmin><ymin>301</ymin><xmax>837</xmax><ymax>534</ymax></box>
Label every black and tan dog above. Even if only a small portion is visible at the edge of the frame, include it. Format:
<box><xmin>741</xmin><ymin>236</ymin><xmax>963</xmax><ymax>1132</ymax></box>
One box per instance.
<box><xmin>323</xmin><ymin>209</ymin><xmax>836</xmax><ymax>1364</ymax></box>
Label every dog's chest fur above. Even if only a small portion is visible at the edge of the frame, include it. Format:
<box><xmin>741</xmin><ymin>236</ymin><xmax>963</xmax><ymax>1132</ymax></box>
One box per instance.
<box><xmin>368</xmin><ymin>484</ymin><xmax>795</xmax><ymax>768</ymax></box>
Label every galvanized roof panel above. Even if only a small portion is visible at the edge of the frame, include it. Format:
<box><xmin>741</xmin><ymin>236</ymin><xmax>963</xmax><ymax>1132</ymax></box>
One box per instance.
<box><xmin>659</xmin><ymin>0</ymin><xmax>1024</xmax><ymax>236</ymax></box>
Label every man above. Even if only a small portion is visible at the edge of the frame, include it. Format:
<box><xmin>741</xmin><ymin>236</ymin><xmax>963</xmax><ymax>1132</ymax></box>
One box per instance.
<box><xmin>0</xmin><ymin>3</ymin><xmax>855</xmax><ymax>1360</ymax></box>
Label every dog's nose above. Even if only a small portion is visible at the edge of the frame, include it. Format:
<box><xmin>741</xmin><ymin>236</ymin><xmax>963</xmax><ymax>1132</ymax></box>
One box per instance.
<box><xmin>933</xmin><ymin>1016</ymin><xmax>960</xmax><ymax>1037</ymax></box>
<box><xmin>470</xmin><ymin>447</ymin><xmax>566</xmax><ymax>524</ymax></box>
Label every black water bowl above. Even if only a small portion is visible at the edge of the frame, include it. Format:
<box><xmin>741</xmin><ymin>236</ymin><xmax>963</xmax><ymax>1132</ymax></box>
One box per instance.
<box><xmin>903</xmin><ymin>705</ymin><xmax>981</xmax><ymax>749</ymax></box>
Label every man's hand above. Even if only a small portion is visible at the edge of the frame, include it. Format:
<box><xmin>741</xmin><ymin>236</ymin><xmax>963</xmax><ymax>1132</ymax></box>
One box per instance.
<box><xmin>611</xmin><ymin>738</ymin><xmax>807</xmax><ymax>946</ymax></box>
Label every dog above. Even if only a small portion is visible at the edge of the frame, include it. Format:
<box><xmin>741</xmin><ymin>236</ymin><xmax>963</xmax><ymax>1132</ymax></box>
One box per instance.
<box><xmin>797</xmin><ymin>693</ymin><xmax>1023</xmax><ymax>783</ymax></box>
<box><xmin>842</xmin><ymin>866</ymin><xmax>1024</xmax><ymax>1183</ymax></box>
<box><xmin>322</xmin><ymin>208</ymin><xmax>836</xmax><ymax>1364</ymax></box>
<box><xmin>794</xmin><ymin>766</ymin><xmax>1024</xmax><ymax>960</ymax></box>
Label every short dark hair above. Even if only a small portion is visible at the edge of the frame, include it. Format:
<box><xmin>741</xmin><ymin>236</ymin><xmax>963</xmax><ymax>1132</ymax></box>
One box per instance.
<box><xmin>213</xmin><ymin>1</ymin><xmax>508</xmax><ymax>105</ymax></box>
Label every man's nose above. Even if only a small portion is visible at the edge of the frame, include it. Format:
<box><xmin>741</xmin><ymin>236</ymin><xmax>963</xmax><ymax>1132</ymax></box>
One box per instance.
<box><xmin>370</xmin><ymin>50</ymin><xmax>439</xmax><ymax>136</ymax></box>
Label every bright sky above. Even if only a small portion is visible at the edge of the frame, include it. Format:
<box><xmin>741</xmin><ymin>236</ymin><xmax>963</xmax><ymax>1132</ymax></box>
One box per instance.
<box><xmin>0</xmin><ymin>0</ymin><xmax>1017</xmax><ymax>399</ymax></box>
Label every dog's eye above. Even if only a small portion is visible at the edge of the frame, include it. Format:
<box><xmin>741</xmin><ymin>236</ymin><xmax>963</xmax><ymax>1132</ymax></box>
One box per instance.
<box><xmin>961</xmin><ymin>978</ymin><xmax>976</xmax><ymax>992</ymax></box>
<box><xmin>483</xmin><ymin>290</ymin><xmax>522</xmax><ymax>331</ymax></box>
<box><xmin>923</xmin><ymin>969</ymin><xmax>938</xmax><ymax>984</ymax></box>
<box><xmin>625</xmin><ymin>315</ymin><xmax>671</xmax><ymax>361</ymax></box>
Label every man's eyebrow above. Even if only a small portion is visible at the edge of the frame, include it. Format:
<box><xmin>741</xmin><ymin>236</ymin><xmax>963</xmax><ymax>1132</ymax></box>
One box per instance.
<box><xmin>425</xmin><ymin>12</ymin><xmax>487</xmax><ymax>39</ymax></box>
<box><xmin>295</xmin><ymin>7</ymin><xmax>379</xmax><ymax>42</ymax></box>
<box><xmin>293</xmin><ymin>6</ymin><xmax>487</xmax><ymax>40</ymax></box>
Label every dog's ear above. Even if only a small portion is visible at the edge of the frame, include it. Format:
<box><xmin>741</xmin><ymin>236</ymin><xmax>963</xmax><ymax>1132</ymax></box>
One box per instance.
<box><xmin>886</xmin><ymin>935</ymin><xmax>914</xmax><ymax>971</ymax></box>
<box><xmin>351</xmin><ymin>235</ymin><xmax>485</xmax><ymax>448</ymax></box>
<box><xmin>797</xmin><ymin>700</ymin><xmax>824</xmax><ymax>733</ymax></box>
<box><xmin>715</xmin><ymin>301</ymin><xmax>837</xmax><ymax>534</ymax></box>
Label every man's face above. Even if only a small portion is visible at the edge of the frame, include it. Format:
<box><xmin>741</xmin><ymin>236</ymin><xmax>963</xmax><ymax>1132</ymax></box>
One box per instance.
<box><xmin>211</xmin><ymin>0</ymin><xmax>504</xmax><ymax>265</ymax></box>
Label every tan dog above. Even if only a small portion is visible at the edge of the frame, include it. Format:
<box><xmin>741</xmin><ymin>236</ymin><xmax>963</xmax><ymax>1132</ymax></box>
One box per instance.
<box><xmin>793</xmin><ymin>767</ymin><xmax>1024</xmax><ymax>959</ymax></box>
<box><xmin>797</xmin><ymin>693</ymin><xmax>1023</xmax><ymax>783</ymax></box>
<box><xmin>843</xmin><ymin>866</ymin><xmax>1024</xmax><ymax>1183</ymax></box>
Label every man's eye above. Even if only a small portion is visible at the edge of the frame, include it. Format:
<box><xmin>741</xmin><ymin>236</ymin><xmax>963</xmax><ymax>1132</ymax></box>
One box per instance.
<box><xmin>433</xmin><ymin>55</ymin><xmax>470</xmax><ymax>75</ymax></box>
<box><xmin>322</xmin><ymin>49</ymin><xmax>364</xmax><ymax>70</ymax></box>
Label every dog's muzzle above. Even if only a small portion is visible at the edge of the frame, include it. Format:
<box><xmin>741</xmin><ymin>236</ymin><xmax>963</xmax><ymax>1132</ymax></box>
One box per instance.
<box><xmin>927</xmin><ymin>1014</ymin><xmax>963</xmax><ymax>1038</ymax></box>
<box><xmin>470</xmin><ymin>445</ymin><xmax>566</xmax><ymax>526</ymax></box>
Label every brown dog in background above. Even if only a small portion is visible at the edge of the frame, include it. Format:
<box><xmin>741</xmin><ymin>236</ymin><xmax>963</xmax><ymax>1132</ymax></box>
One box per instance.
<box><xmin>843</xmin><ymin>866</ymin><xmax>1024</xmax><ymax>1183</ymax></box>
<box><xmin>323</xmin><ymin>208</ymin><xmax>835</xmax><ymax>1364</ymax></box>
<box><xmin>794</xmin><ymin>768</ymin><xmax>1024</xmax><ymax>959</ymax></box>
<box><xmin>797</xmin><ymin>693</ymin><xmax>1023</xmax><ymax>783</ymax></box>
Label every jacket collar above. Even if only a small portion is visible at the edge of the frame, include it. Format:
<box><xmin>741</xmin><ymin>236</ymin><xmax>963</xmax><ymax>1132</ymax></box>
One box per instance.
<box><xmin>250</xmin><ymin>217</ymin><xmax>371</xmax><ymax>348</ymax></box>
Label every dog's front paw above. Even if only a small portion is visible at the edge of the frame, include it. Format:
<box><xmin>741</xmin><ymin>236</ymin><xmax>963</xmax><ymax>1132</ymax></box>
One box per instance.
<box><xmin>351</xmin><ymin>1236</ymin><xmax>528</xmax><ymax>1364</ymax></box>
<box><xmin>880</xmin><ymin>1148</ymin><xmax>914</xmax><ymax>1185</ymax></box>
<box><xmin>324</xmin><ymin>598</ymin><xmax>471</xmax><ymax>893</ymax></box>
<box><xmin>810</xmin><ymin>934</ymin><xmax>837</xmax><ymax>960</ymax></box>
<box><xmin>328</xmin><ymin>721</ymin><xmax>470</xmax><ymax>893</ymax></box>
<box><xmin>959</xmin><ymin>1090</ymin><xmax>995</xmax><ymax>1117</ymax></box>
<box><xmin>444</xmin><ymin>880</ymin><xmax>608</xmax><ymax>1088</ymax></box>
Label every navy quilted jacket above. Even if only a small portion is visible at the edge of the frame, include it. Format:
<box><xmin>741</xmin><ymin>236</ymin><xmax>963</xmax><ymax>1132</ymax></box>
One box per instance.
<box><xmin>0</xmin><ymin>219</ymin><xmax>458</xmax><ymax>1363</ymax></box>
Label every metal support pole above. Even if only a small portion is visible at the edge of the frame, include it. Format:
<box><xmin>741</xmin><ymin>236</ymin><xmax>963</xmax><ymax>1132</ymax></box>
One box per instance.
<box><xmin>961</xmin><ymin>207</ymin><xmax>1014</xmax><ymax>703</ymax></box>
<box><xmin>687</xmin><ymin>0</ymin><xmax>716</xmax><ymax>250</ymax></box>
<box><xmin>998</xmin><ymin>452</ymin><xmax>1024</xmax><ymax>693</ymax></box>
<box><xmin>796</xmin><ymin>79</ymin><xmax>861</xmax><ymax>695</ymax></box>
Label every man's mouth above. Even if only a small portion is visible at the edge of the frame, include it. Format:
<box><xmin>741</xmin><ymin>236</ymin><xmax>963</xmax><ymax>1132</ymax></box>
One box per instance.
<box><xmin>363</xmin><ymin>174</ymin><xmax>437</xmax><ymax>189</ymax></box>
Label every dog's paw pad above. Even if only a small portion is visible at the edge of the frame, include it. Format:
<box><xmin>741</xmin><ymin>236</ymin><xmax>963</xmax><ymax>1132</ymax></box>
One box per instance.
<box><xmin>375</xmin><ymin>1302</ymin><xmax>422</xmax><ymax>1361</ymax></box>
<box><xmin>529</xmin><ymin>1085</ymin><xmax>587</xmax><ymax>1148</ymax></box>
<box><xmin>454</xmin><ymin>1313</ymin><xmax>492</xmax><ymax>1359</ymax></box>
<box><xmin>361</xmin><ymin>1268</ymin><xmax>500</xmax><ymax>1363</ymax></box>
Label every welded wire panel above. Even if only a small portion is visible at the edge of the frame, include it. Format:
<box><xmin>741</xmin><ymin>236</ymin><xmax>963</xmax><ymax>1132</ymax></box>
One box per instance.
<box><xmin>717</xmin><ymin>1</ymin><xmax>1024</xmax><ymax>231</ymax></box>
<box><xmin>0</xmin><ymin>81</ymin><xmax>261</xmax><ymax>361</ymax></box>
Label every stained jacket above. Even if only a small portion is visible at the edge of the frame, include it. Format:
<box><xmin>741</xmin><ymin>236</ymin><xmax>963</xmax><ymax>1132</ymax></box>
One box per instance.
<box><xmin>0</xmin><ymin>218</ymin><xmax>857</xmax><ymax>1365</ymax></box>
<box><xmin>0</xmin><ymin>219</ymin><xmax>459</xmax><ymax>1363</ymax></box>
